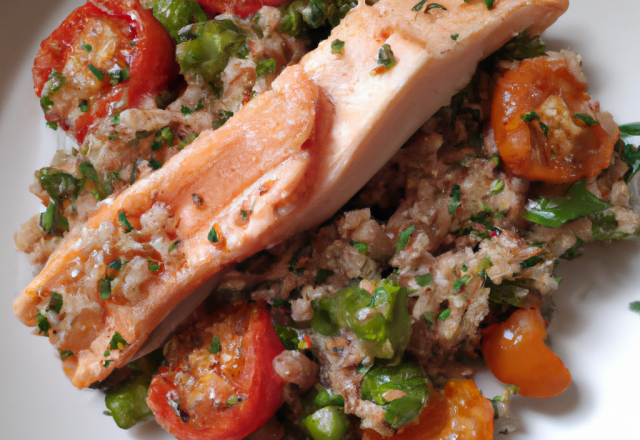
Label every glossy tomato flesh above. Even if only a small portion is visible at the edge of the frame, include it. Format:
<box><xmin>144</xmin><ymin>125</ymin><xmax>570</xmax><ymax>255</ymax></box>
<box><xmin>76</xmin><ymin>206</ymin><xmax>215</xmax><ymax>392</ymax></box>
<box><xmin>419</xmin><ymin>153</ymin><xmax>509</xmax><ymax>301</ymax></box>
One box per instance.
<box><xmin>147</xmin><ymin>302</ymin><xmax>285</xmax><ymax>440</ymax></box>
<box><xmin>491</xmin><ymin>55</ymin><xmax>618</xmax><ymax>184</ymax></box>
<box><xmin>33</xmin><ymin>0</ymin><xmax>179</xmax><ymax>143</ymax></box>
<box><xmin>482</xmin><ymin>307</ymin><xmax>571</xmax><ymax>398</ymax></box>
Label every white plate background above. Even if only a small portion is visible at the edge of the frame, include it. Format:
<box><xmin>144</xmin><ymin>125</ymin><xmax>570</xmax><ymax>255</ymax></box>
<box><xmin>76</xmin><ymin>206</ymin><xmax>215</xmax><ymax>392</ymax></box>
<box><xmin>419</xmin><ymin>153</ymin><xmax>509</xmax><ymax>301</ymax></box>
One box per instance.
<box><xmin>1</xmin><ymin>0</ymin><xmax>639</xmax><ymax>438</ymax></box>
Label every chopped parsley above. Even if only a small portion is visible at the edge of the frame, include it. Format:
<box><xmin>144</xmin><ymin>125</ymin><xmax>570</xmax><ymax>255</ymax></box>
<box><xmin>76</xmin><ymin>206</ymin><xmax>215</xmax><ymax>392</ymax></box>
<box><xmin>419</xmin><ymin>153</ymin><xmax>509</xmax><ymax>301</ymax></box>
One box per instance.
<box><xmin>104</xmin><ymin>360</ymin><xmax>112</xmax><ymax>368</ymax></box>
<box><xmin>108</xmin><ymin>132</ymin><xmax>118</xmax><ymax>141</ymax></box>
<box><xmin>99</xmin><ymin>277</ymin><xmax>114</xmax><ymax>300</ymax></box>
<box><xmin>490</xmin><ymin>179</ymin><xmax>505</xmax><ymax>196</ymax></box>
<box><xmin>540</xmin><ymin>121</ymin><xmax>550</xmax><ymax>138</ymax></box>
<box><xmin>520</xmin><ymin>256</ymin><xmax>543</xmax><ymax>269</ymax></box>
<box><xmin>213</xmin><ymin>110</ymin><xmax>234</xmax><ymax>129</ymax></box>
<box><xmin>573</xmin><ymin>113</ymin><xmax>599</xmax><ymax>126</ymax></box>
<box><xmin>109</xmin><ymin>332</ymin><xmax>128</xmax><ymax>350</ymax></box>
<box><xmin>46</xmin><ymin>121</ymin><xmax>58</xmax><ymax>130</ymax></box>
<box><xmin>423</xmin><ymin>311</ymin><xmax>435</xmax><ymax>329</ymax></box>
<box><xmin>315</xmin><ymin>268</ymin><xmax>335</xmax><ymax>285</ymax></box>
<box><xmin>149</xmin><ymin>158</ymin><xmax>163</xmax><ymax>170</ymax></box>
<box><xmin>630</xmin><ymin>301</ymin><xmax>640</xmax><ymax>315</ymax></box>
<box><xmin>351</xmin><ymin>240</ymin><xmax>369</xmax><ymax>254</ymax></box>
<box><xmin>453</xmin><ymin>275</ymin><xmax>472</xmax><ymax>293</ymax></box>
<box><xmin>177</xmin><ymin>133</ymin><xmax>198</xmax><ymax>151</ymax></box>
<box><xmin>81</xmin><ymin>43</ymin><xmax>92</xmax><ymax>52</ymax></box>
<box><xmin>451</xmin><ymin>33</ymin><xmax>459</xmax><ymax>41</ymax></box>
<box><xmin>88</xmin><ymin>64</ymin><xmax>104</xmax><ymax>82</ymax></box>
<box><xmin>108</xmin><ymin>258</ymin><xmax>124</xmax><ymax>271</ymax></box>
<box><xmin>438</xmin><ymin>308</ymin><xmax>451</xmax><ymax>321</ymax></box>
<box><xmin>275</xmin><ymin>325</ymin><xmax>300</xmax><ymax>350</ymax></box>
<box><xmin>152</xmin><ymin>126</ymin><xmax>174</xmax><ymax>151</ymax></box>
<box><xmin>59</xmin><ymin>350</ymin><xmax>74</xmax><ymax>360</ymax></box>
<box><xmin>426</xmin><ymin>3</ymin><xmax>447</xmax><ymax>11</ymax></box>
<box><xmin>209</xmin><ymin>336</ymin><xmax>221</xmax><ymax>354</ymax></box>
<box><xmin>331</xmin><ymin>39</ymin><xmax>345</xmax><ymax>53</ymax></box>
<box><xmin>36</xmin><ymin>312</ymin><xmax>51</xmax><ymax>334</ymax></box>
<box><xmin>273</xmin><ymin>299</ymin><xmax>292</xmax><ymax>310</ymax></box>
<box><xmin>397</xmin><ymin>225</ymin><xmax>415</xmax><ymax>252</ymax></box>
<box><xmin>108</xmin><ymin>64</ymin><xmax>130</xmax><ymax>85</ymax></box>
<box><xmin>111</xmin><ymin>113</ymin><xmax>120</xmax><ymax>125</ymax></box>
<box><xmin>521</xmin><ymin>110</ymin><xmax>540</xmax><ymax>123</ymax></box>
<box><xmin>374</xmin><ymin>44</ymin><xmax>396</xmax><ymax>72</ymax></box>
<box><xmin>47</xmin><ymin>292</ymin><xmax>63</xmax><ymax>314</ymax></box>
<box><xmin>415</xmin><ymin>273</ymin><xmax>433</xmax><ymax>287</ymax></box>
<box><xmin>240</xmin><ymin>209</ymin><xmax>248</xmax><ymax>219</ymax></box>
<box><xmin>411</xmin><ymin>0</ymin><xmax>427</xmax><ymax>11</ymax></box>
<box><xmin>251</xmin><ymin>23</ymin><xmax>264</xmax><ymax>39</ymax></box>
<box><xmin>118</xmin><ymin>211</ymin><xmax>134</xmax><ymax>233</ymax></box>
<box><xmin>129</xmin><ymin>157</ymin><xmax>143</xmax><ymax>185</ymax></box>
<box><xmin>168</xmin><ymin>240</ymin><xmax>180</xmax><ymax>252</ymax></box>
<box><xmin>148</xmin><ymin>261</ymin><xmax>160</xmax><ymax>272</ymax></box>
<box><xmin>208</xmin><ymin>226</ymin><xmax>219</xmax><ymax>243</ymax></box>
<box><xmin>485</xmin><ymin>0</ymin><xmax>495</xmax><ymax>9</ymax></box>
<box><xmin>78</xmin><ymin>100</ymin><xmax>89</xmax><ymax>112</ymax></box>
<box><xmin>448</xmin><ymin>184</ymin><xmax>462</xmax><ymax>215</ymax></box>
<box><xmin>181</xmin><ymin>99</ymin><xmax>204</xmax><ymax>116</ymax></box>
<box><xmin>619</xmin><ymin>122</ymin><xmax>640</xmax><ymax>138</ymax></box>
<box><xmin>256</xmin><ymin>58</ymin><xmax>276</xmax><ymax>77</ymax></box>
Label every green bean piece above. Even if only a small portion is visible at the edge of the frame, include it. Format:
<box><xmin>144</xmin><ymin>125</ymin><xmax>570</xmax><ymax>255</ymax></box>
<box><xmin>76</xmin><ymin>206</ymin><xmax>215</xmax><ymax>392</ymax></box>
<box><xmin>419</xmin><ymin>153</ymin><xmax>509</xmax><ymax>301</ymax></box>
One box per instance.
<box><xmin>105</xmin><ymin>373</ymin><xmax>153</xmax><ymax>429</ymax></box>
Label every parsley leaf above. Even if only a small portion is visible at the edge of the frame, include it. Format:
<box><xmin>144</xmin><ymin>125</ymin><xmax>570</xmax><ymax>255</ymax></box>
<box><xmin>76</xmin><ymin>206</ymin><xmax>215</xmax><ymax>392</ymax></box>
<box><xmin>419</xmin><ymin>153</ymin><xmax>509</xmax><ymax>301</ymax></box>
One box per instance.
<box><xmin>453</xmin><ymin>275</ymin><xmax>471</xmax><ymax>293</ymax></box>
<box><xmin>376</xmin><ymin>44</ymin><xmax>396</xmax><ymax>70</ymax></box>
<box><xmin>619</xmin><ymin>122</ymin><xmax>640</xmax><ymax>138</ymax></box>
<box><xmin>208</xmin><ymin>226</ymin><xmax>219</xmax><ymax>243</ymax></box>
<box><xmin>99</xmin><ymin>277</ymin><xmax>114</xmax><ymax>300</ymax></box>
<box><xmin>168</xmin><ymin>240</ymin><xmax>180</xmax><ymax>252</ymax></box>
<box><xmin>275</xmin><ymin>325</ymin><xmax>300</xmax><ymax>350</ymax></box>
<box><xmin>209</xmin><ymin>336</ymin><xmax>221</xmax><ymax>354</ymax></box>
<box><xmin>331</xmin><ymin>39</ymin><xmax>345</xmax><ymax>53</ymax></box>
<box><xmin>448</xmin><ymin>184</ymin><xmax>462</xmax><ymax>215</ymax></box>
<box><xmin>426</xmin><ymin>3</ymin><xmax>447</xmax><ymax>11</ymax></box>
<box><xmin>315</xmin><ymin>268</ymin><xmax>335</xmax><ymax>285</ymax></box>
<box><xmin>415</xmin><ymin>273</ymin><xmax>433</xmax><ymax>287</ymax></box>
<box><xmin>59</xmin><ymin>350</ymin><xmax>74</xmax><ymax>360</ymax></box>
<box><xmin>48</xmin><ymin>292</ymin><xmax>63</xmax><ymax>314</ymax></box>
<box><xmin>109</xmin><ymin>332</ymin><xmax>128</xmax><ymax>350</ymax></box>
<box><xmin>520</xmin><ymin>256</ymin><xmax>543</xmax><ymax>269</ymax></box>
<box><xmin>118</xmin><ymin>211</ymin><xmax>134</xmax><ymax>233</ymax></box>
<box><xmin>256</xmin><ymin>58</ymin><xmax>276</xmax><ymax>77</ymax></box>
<box><xmin>423</xmin><ymin>311</ymin><xmax>435</xmax><ymax>329</ymax></box>
<box><xmin>521</xmin><ymin>110</ymin><xmax>540</xmax><ymax>123</ymax></box>
<box><xmin>88</xmin><ymin>64</ymin><xmax>104</xmax><ymax>82</ymax></box>
<box><xmin>630</xmin><ymin>301</ymin><xmax>640</xmax><ymax>315</ymax></box>
<box><xmin>397</xmin><ymin>225</ymin><xmax>415</xmax><ymax>252</ymax></box>
<box><xmin>36</xmin><ymin>312</ymin><xmax>51</xmax><ymax>334</ymax></box>
<box><xmin>438</xmin><ymin>308</ymin><xmax>451</xmax><ymax>321</ymax></box>
<box><xmin>490</xmin><ymin>179</ymin><xmax>504</xmax><ymax>195</ymax></box>
<box><xmin>411</xmin><ymin>0</ymin><xmax>427</xmax><ymax>11</ymax></box>
<box><xmin>273</xmin><ymin>299</ymin><xmax>292</xmax><ymax>310</ymax></box>
<box><xmin>181</xmin><ymin>99</ymin><xmax>204</xmax><ymax>116</ymax></box>
<box><xmin>573</xmin><ymin>113</ymin><xmax>599</xmax><ymax>126</ymax></box>
<box><xmin>351</xmin><ymin>241</ymin><xmax>369</xmax><ymax>254</ymax></box>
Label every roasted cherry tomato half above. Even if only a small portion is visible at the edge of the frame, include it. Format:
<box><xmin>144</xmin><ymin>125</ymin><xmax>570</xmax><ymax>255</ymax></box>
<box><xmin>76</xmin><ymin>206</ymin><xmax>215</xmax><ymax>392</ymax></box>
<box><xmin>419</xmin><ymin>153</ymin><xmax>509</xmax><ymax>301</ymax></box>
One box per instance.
<box><xmin>33</xmin><ymin>0</ymin><xmax>179</xmax><ymax>144</ymax></box>
<box><xmin>482</xmin><ymin>307</ymin><xmax>571</xmax><ymax>398</ymax></box>
<box><xmin>491</xmin><ymin>55</ymin><xmax>619</xmax><ymax>184</ymax></box>
<box><xmin>196</xmin><ymin>0</ymin><xmax>288</xmax><ymax>18</ymax></box>
<box><xmin>362</xmin><ymin>380</ymin><xmax>494</xmax><ymax>440</ymax></box>
<box><xmin>147</xmin><ymin>302</ymin><xmax>285</xmax><ymax>440</ymax></box>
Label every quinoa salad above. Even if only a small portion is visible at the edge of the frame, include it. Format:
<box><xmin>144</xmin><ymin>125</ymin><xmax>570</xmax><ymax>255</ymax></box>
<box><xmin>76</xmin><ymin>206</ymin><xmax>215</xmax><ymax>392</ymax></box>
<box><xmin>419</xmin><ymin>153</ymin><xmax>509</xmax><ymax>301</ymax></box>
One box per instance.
<box><xmin>9</xmin><ymin>0</ymin><xmax>640</xmax><ymax>439</ymax></box>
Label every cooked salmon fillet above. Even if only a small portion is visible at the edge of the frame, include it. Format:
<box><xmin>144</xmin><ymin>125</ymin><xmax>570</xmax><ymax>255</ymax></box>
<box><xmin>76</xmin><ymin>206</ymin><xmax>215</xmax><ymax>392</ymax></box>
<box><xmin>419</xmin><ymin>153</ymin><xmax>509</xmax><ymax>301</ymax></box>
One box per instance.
<box><xmin>14</xmin><ymin>0</ymin><xmax>568</xmax><ymax>388</ymax></box>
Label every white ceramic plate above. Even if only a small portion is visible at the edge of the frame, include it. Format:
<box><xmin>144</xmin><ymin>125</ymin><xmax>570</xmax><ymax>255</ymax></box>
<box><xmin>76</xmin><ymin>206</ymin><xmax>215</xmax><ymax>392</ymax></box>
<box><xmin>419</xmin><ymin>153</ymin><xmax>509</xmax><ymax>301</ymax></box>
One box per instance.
<box><xmin>1</xmin><ymin>1</ymin><xmax>639</xmax><ymax>438</ymax></box>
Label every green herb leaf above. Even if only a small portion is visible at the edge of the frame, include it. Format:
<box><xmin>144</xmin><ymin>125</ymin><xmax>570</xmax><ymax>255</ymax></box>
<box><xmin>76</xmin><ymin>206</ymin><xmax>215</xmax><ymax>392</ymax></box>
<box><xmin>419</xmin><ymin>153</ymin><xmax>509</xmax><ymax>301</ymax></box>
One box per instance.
<box><xmin>438</xmin><ymin>308</ymin><xmax>451</xmax><ymax>321</ymax></box>
<box><xmin>573</xmin><ymin>113</ymin><xmax>599</xmax><ymax>126</ymax></box>
<box><xmin>108</xmin><ymin>258</ymin><xmax>123</xmax><ymax>271</ymax></box>
<box><xmin>148</xmin><ymin>158</ymin><xmax>162</xmax><ymax>170</ymax></box>
<box><xmin>415</xmin><ymin>273</ymin><xmax>433</xmax><ymax>287</ymax></box>
<box><xmin>208</xmin><ymin>335</ymin><xmax>221</xmax><ymax>354</ymax></box>
<box><xmin>273</xmin><ymin>299</ymin><xmax>292</xmax><ymax>310</ymax></box>
<box><xmin>345</xmin><ymin>241</ymin><xmax>367</xmax><ymax>254</ymax></box>
<box><xmin>490</xmin><ymin>179</ymin><xmax>504</xmax><ymax>196</ymax></box>
<box><xmin>539</xmin><ymin>121</ymin><xmax>550</xmax><ymax>138</ymax></box>
<box><xmin>630</xmin><ymin>301</ymin><xmax>640</xmax><ymax>315</ymax></box>
<box><xmin>39</xmin><ymin>200</ymin><xmax>69</xmax><ymax>236</ymax></box>
<box><xmin>619</xmin><ymin>122</ymin><xmax>640</xmax><ymax>138</ymax></box>
<box><xmin>148</xmin><ymin>261</ymin><xmax>159</xmax><ymax>272</ymax></box>
<box><xmin>208</xmin><ymin>226</ymin><xmax>219</xmax><ymax>243</ymax></box>
<box><xmin>376</xmin><ymin>44</ymin><xmax>396</xmax><ymax>70</ymax></box>
<box><xmin>36</xmin><ymin>312</ymin><xmax>51</xmax><ymax>334</ymax></box>
<box><xmin>397</xmin><ymin>225</ymin><xmax>415</xmax><ymax>252</ymax></box>
<box><xmin>426</xmin><ymin>3</ymin><xmax>447</xmax><ymax>11</ymax></box>
<box><xmin>620</xmin><ymin>142</ymin><xmax>640</xmax><ymax>182</ymax></box>
<box><xmin>168</xmin><ymin>240</ymin><xmax>180</xmax><ymax>252</ymax></box>
<box><xmin>181</xmin><ymin>99</ymin><xmax>204</xmax><ymax>116</ymax></box>
<box><xmin>521</xmin><ymin>110</ymin><xmax>540</xmax><ymax>123</ymax></box>
<box><xmin>213</xmin><ymin>110</ymin><xmax>234</xmax><ymax>129</ymax></box>
<box><xmin>315</xmin><ymin>268</ymin><xmax>335</xmax><ymax>285</ymax></box>
<box><xmin>331</xmin><ymin>38</ymin><xmax>346</xmax><ymax>54</ymax></box>
<box><xmin>46</xmin><ymin>121</ymin><xmax>58</xmax><ymax>130</ymax></box>
<box><xmin>251</xmin><ymin>22</ymin><xmax>264</xmax><ymax>38</ymax></box>
<box><xmin>590</xmin><ymin>211</ymin><xmax>629</xmax><ymax>241</ymax></box>
<box><xmin>108</xmin><ymin>132</ymin><xmax>118</xmax><ymax>141</ymax></box>
<box><xmin>520</xmin><ymin>256</ymin><xmax>543</xmax><ymax>269</ymax></box>
<box><xmin>81</xmin><ymin>43</ymin><xmax>92</xmax><ymax>52</ymax></box>
<box><xmin>109</xmin><ymin>332</ymin><xmax>128</xmax><ymax>350</ymax></box>
<box><xmin>485</xmin><ymin>0</ymin><xmax>495</xmax><ymax>9</ymax></box>
<box><xmin>79</xmin><ymin>161</ymin><xmax>112</xmax><ymax>200</ymax></box>
<box><xmin>411</xmin><ymin>0</ymin><xmax>427</xmax><ymax>11</ymax></box>
<box><xmin>111</xmin><ymin>113</ymin><xmax>120</xmax><ymax>125</ymax></box>
<box><xmin>453</xmin><ymin>275</ymin><xmax>471</xmax><ymax>293</ymax></box>
<box><xmin>59</xmin><ymin>349</ymin><xmax>74</xmax><ymax>360</ymax></box>
<box><xmin>48</xmin><ymin>292</ymin><xmax>63</xmax><ymax>314</ymax></box>
<box><xmin>88</xmin><ymin>64</ymin><xmax>104</xmax><ymax>82</ymax></box>
<box><xmin>130</xmin><ymin>157</ymin><xmax>143</xmax><ymax>185</ymax></box>
<box><xmin>78</xmin><ymin>100</ymin><xmax>89</xmax><ymax>112</ymax></box>
<box><xmin>275</xmin><ymin>325</ymin><xmax>300</xmax><ymax>350</ymax></box>
<box><xmin>560</xmin><ymin>238</ymin><xmax>583</xmax><ymax>260</ymax></box>
<box><xmin>423</xmin><ymin>311</ymin><xmax>435</xmax><ymax>329</ymax></box>
<box><xmin>448</xmin><ymin>184</ymin><xmax>462</xmax><ymax>215</ymax></box>
<box><xmin>523</xmin><ymin>181</ymin><xmax>611</xmax><ymax>228</ymax></box>
<box><xmin>176</xmin><ymin>133</ymin><xmax>198</xmax><ymax>151</ymax></box>
<box><xmin>104</xmin><ymin>360</ymin><xmax>112</xmax><ymax>368</ymax></box>
<box><xmin>99</xmin><ymin>277</ymin><xmax>114</xmax><ymax>300</ymax></box>
<box><xmin>256</xmin><ymin>58</ymin><xmax>277</xmax><ymax>77</ymax></box>
<box><xmin>451</xmin><ymin>33</ymin><xmax>459</xmax><ymax>41</ymax></box>
<box><xmin>117</xmin><ymin>211</ymin><xmax>133</xmax><ymax>233</ymax></box>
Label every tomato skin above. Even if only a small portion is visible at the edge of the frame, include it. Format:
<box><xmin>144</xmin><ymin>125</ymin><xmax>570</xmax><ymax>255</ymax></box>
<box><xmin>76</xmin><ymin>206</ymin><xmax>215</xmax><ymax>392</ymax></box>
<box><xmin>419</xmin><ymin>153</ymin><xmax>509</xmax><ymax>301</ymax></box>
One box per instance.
<box><xmin>362</xmin><ymin>379</ymin><xmax>494</xmax><ymax>440</ymax></box>
<box><xmin>491</xmin><ymin>56</ymin><xmax>618</xmax><ymax>184</ymax></box>
<box><xmin>33</xmin><ymin>0</ymin><xmax>179</xmax><ymax>143</ymax></box>
<box><xmin>196</xmin><ymin>0</ymin><xmax>288</xmax><ymax>18</ymax></box>
<box><xmin>482</xmin><ymin>307</ymin><xmax>571</xmax><ymax>399</ymax></box>
<box><xmin>147</xmin><ymin>304</ymin><xmax>286</xmax><ymax>440</ymax></box>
